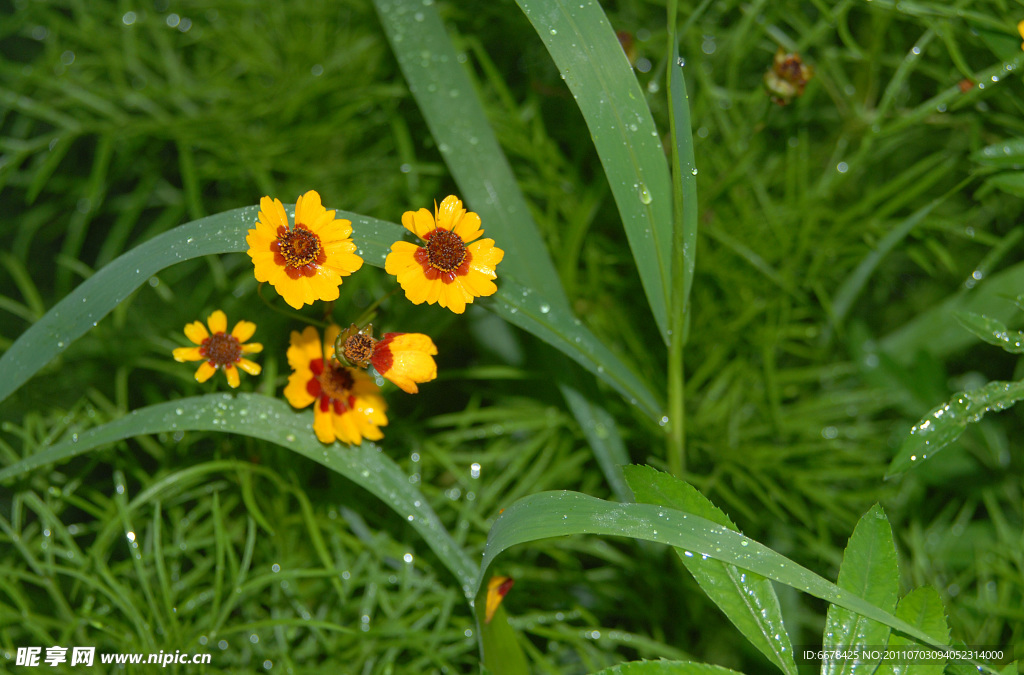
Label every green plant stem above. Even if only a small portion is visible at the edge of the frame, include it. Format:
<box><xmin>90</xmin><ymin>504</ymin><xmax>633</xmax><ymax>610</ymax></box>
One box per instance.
<box><xmin>256</xmin><ymin>282</ymin><xmax>330</xmax><ymax>328</ymax></box>
<box><xmin>666</xmin><ymin>0</ymin><xmax>688</xmax><ymax>478</ymax></box>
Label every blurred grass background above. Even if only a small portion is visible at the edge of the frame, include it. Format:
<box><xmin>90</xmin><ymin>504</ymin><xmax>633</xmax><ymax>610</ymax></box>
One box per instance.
<box><xmin>1</xmin><ymin>0</ymin><xmax>1022</xmax><ymax>673</ymax></box>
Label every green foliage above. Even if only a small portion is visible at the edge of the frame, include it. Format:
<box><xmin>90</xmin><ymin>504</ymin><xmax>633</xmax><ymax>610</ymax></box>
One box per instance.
<box><xmin>2</xmin><ymin>0</ymin><xmax>1022</xmax><ymax>672</ymax></box>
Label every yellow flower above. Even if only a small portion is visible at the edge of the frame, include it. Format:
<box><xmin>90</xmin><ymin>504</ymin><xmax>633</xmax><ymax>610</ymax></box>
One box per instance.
<box><xmin>336</xmin><ymin>324</ymin><xmax>438</xmax><ymax>394</ymax></box>
<box><xmin>283</xmin><ymin>325</ymin><xmax>387</xmax><ymax>445</ymax></box>
<box><xmin>246</xmin><ymin>190</ymin><xmax>363</xmax><ymax>310</ymax></box>
<box><xmin>172</xmin><ymin>310</ymin><xmax>262</xmax><ymax>388</ymax></box>
<box><xmin>384</xmin><ymin>195</ymin><xmax>504</xmax><ymax>314</ymax></box>
<box><xmin>1018</xmin><ymin>20</ymin><xmax>1024</xmax><ymax>50</ymax></box>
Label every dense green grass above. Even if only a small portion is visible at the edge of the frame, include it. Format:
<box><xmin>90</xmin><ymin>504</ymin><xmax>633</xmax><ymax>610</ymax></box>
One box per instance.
<box><xmin>1</xmin><ymin>0</ymin><xmax>1023</xmax><ymax>673</ymax></box>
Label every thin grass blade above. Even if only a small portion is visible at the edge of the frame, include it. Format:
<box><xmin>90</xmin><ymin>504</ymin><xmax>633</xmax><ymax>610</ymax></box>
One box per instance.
<box><xmin>0</xmin><ymin>393</ymin><xmax>478</xmax><ymax>591</ymax></box>
<box><xmin>516</xmin><ymin>0</ymin><xmax>673</xmax><ymax>341</ymax></box>
<box><xmin>475</xmin><ymin>491</ymin><xmax>948</xmax><ymax>650</ymax></box>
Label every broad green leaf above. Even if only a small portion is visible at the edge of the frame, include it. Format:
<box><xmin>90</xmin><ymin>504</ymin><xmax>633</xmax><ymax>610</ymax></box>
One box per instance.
<box><xmin>475</xmin><ymin>491</ymin><xmax>947</xmax><ymax>649</ymax></box>
<box><xmin>821</xmin><ymin>504</ymin><xmax>899</xmax><ymax>675</ymax></box>
<box><xmin>515</xmin><ymin>0</ymin><xmax>673</xmax><ymax>342</ymax></box>
<box><xmin>371</xmin><ymin>0</ymin><xmax>568</xmax><ymax>311</ymax></box>
<box><xmin>954</xmin><ymin>311</ymin><xmax>1024</xmax><ymax>353</ymax></box>
<box><xmin>888</xmin><ymin>380</ymin><xmax>1024</xmax><ymax>476</ymax></box>
<box><xmin>875</xmin><ymin>586</ymin><xmax>949</xmax><ymax>675</ymax></box>
<box><xmin>0</xmin><ymin>207</ymin><xmax>661</xmax><ymax>420</ymax></box>
<box><xmin>0</xmin><ymin>393</ymin><xmax>479</xmax><ymax>592</ymax></box>
<box><xmin>970</xmin><ymin>139</ymin><xmax>1024</xmax><ymax>170</ymax></box>
<box><xmin>981</xmin><ymin>172</ymin><xmax>1024</xmax><ymax>198</ymax></box>
<box><xmin>624</xmin><ymin>466</ymin><xmax>797</xmax><ymax>675</ymax></box>
<box><xmin>589</xmin><ymin>661</ymin><xmax>747</xmax><ymax>675</ymax></box>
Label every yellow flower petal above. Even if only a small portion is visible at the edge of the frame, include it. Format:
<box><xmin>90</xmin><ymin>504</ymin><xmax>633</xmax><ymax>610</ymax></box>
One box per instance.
<box><xmin>284</xmin><ymin>370</ymin><xmax>316</xmax><ymax>409</ymax></box>
<box><xmin>231</xmin><ymin>320</ymin><xmax>257</xmax><ymax>342</ymax></box>
<box><xmin>241</xmin><ymin>342</ymin><xmax>263</xmax><ymax>354</ymax></box>
<box><xmin>288</xmin><ymin>327</ymin><xmax>323</xmax><ymax>372</ymax></box>
<box><xmin>485</xmin><ymin>576</ymin><xmax>514</xmax><ymax>624</ymax></box>
<box><xmin>207</xmin><ymin>310</ymin><xmax>227</xmax><ymax>334</ymax></box>
<box><xmin>313</xmin><ymin>405</ymin><xmax>337</xmax><ymax>443</ymax></box>
<box><xmin>173</xmin><ymin>346</ymin><xmax>203</xmax><ymax>363</ymax></box>
<box><xmin>183</xmin><ymin>320</ymin><xmax>209</xmax><ymax>345</ymax></box>
<box><xmin>258</xmin><ymin>196</ymin><xmax>289</xmax><ymax>230</ymax></box>
<box><xmin>372</xmin><ymin>333</ymin><xmax>437</xmax><ymax>394</ymax></box>
<box><xmin>402</xmin><ymin>208</ymin><xmax>437</xmax><ymax>239</ymax></box>
<box><xmin>224</xmin><ymin>365</ymin><xmax>241</xmax><ymax>388</ymax></box>
<box><xmin>237</xmin><ymin>358</ymin><xmax>262</xmax><ymax>376</ymax></box>
<box><xmin>195</xmin><ymin>361</ymin><xmax>217</xmax><ymax>383</ymax></box>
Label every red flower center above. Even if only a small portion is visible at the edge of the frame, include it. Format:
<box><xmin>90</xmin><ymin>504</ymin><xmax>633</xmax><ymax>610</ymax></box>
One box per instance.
<box><xmin>273</xmin><ymin>224</ymin><xmax>325</xmax><ymax>279</ymax></box>
<box><xmin>200</xmin><ymin>332</ymin><xmax>241</xmax><ymax>367</ymax></box>
<box><xmin>425</xmin><ymin>228</ymin><xmax>467</xmax><ymax>272</ymax></box>
<box><xmin>308</xmin><ymin>359</ymin><xmax>357</xmax><ymax>414</ymax></box>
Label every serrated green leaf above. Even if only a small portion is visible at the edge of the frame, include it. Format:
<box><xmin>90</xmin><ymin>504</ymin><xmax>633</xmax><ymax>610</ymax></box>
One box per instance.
<box><xmin>624</xmin><ymin>466</ymin><xmax>797</xmax><ymax>675</ymax></box>
<box><xmin>888</xmin><ymin>380</ymin><xmax>1024</xmax><ymax>476</ymax></box>
<box><xmin>821</xmin><ymin>504</ymin><xmax>899</xmax><ymax>675</ymax></box>
<box><xmin>875</xmin><ymin>586</ymin><xmax>949</xmax><ymax>675</ymax></box>
<box><xmin>0</xmin><ymin>394</ymin><xmax>479</xmax><ymax>592</ymax></box>
<box><xmin>514</xmin><ymin>0</ymin><xmax>673</xmax><ymax>342</ymax></box>
<box><xmin>475</xmin><ymin>491</ymin><xmax>947</xmax><ymax>650</ymax></box>
<box><xmin>970</xmin><ymin>139</ymin><xmax>1024</xmax><ymax>169</ymax></box>
<box><xmin>589</xmin><ymin>661</ymin><xmax>747</xmax><ymax>675</ymax></box>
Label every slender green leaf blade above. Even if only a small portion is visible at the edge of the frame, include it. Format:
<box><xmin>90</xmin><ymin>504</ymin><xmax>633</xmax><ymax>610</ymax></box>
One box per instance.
<box><xmin>0</xmin><ymin>206</ymin><xmax>255</xmax><ymax>407</ymax></box>
<box><xmin>478</xmin><ymin>599</ymin><xmax>530</xmax><ymax>675</ymax></box>
<box><xmin>624</xmin><ymin>466</ymin><xmax>797</xmax><ymax>675</ymax></box>
<box><xmin>0</xmin><ymin>394</ymin><xmax>478</xmax><ymax>591</ymax></box>
<box><xmin>970</xmin><ymin>139</ymin><xmax>1024</xmax><ymax>169</ymax></box>
<box><xmin>982</xmin><ymin>172</ymin><xmax>1024</xmax><ymax>198</ymax></box>
<box><xmin>875</xmin><ymin>586</ymin><xmax>949</xmax><ymax>675</ymax></box>
<box><xmin>492</xmin><ymin>276</ymin><xmax>663</xmax><ymax>420</ymax></box>
<box><xmin>589</xmin><ymin>661</ymin><xmax>748</xmax><ymax>675</ymax></box>
<box><xmin>954</xmin><ymin>311</ymin><xmax>1024</xmax><ymax>353</ymax></box>
<box><xmin>668</xmin><ymin>28</ymin><xmax>699</xmax><ymax>335</ymax></box>
<box><xmin>561</xmin><ymin>383</ymin><xmax>632</xmax><ymax>502</ymax></box>
<box><xmin>888</xmin><ymin>380</ymin><xmax>1024</xmax><ymax>476</ymax></box>
<box><xmin>372</xmin><ymin>0</ymin><xmax>569</xmax><ymax>311</ymax></box>
<box><xmin>476</xmin><ymin>491</ymin><xmax>947</xmax><ymax>649</ymax></box>
<box><xmin>821</xmin><ymin>504</ymin><xmax>899</xmax><ymax>675</ymax></box>
<box><xmin>515</xmin><ymin>0</ymin><xmax>673</xmax><ymax>340</ymax></box>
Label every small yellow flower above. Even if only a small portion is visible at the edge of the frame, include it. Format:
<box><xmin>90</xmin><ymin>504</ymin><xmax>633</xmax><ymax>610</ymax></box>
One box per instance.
<box><xmin>245</xmin><ymin>190</ymin><xmax>363</xmax><ymax>310</ymax></box>
<box><xmin>336</xmin><ymin>324</ymin><xmax>438</xmax><ymax>394</ymax></box>
<box><xmin>172</xmin><ymin>310</ymin><xmax>262</xmax><ymax>388</ymax></box>
<box><xmin>283</xmin><ymin>325</ymin><xmax>387</xmax><ymax>445</ymax></box>
<box><xmin>384</xmin><ymin>195</ymin><xmax>504</xmax><ymax>314</ymax></box>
